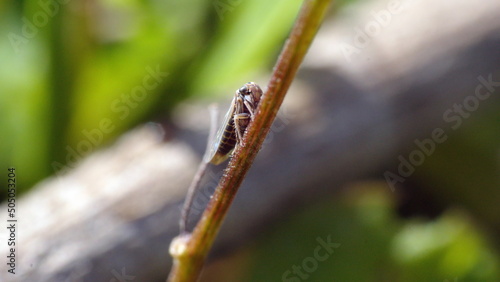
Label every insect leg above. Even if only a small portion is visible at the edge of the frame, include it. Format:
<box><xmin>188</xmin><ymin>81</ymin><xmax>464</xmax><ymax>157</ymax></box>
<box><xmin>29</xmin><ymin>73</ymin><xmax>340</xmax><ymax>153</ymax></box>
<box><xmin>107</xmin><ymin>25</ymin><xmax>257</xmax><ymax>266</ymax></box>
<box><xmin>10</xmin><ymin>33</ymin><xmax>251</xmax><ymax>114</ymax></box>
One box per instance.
<box><xmin>243</xmin><ymin>100</ymin><xmax>256</xmax><ymax>119</ymax></box>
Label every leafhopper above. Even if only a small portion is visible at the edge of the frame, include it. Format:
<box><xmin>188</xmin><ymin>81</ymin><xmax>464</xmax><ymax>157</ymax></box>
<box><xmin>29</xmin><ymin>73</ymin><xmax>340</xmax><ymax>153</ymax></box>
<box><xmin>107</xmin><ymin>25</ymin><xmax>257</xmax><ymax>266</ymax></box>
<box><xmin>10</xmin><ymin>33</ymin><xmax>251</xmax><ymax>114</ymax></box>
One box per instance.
<box><xmin>180</xmin><ymin>82</ymin><xmax>263</xmax><ymax>233</ymax></box>
<box><xmin>208</xmin><ymin>82</ymin><xmax>263</xmax><ymax>165</ymax></box>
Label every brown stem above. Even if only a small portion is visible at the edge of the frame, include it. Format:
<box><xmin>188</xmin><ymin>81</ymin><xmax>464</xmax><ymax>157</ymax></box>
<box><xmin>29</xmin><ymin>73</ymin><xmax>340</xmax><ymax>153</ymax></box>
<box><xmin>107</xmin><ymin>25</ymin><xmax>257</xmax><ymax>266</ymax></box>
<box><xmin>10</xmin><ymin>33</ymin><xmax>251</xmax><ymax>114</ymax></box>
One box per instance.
<box><xmin>168</xmin><ymin>1</ymin><xmax>332</xmax><ymax>281</ymax></box>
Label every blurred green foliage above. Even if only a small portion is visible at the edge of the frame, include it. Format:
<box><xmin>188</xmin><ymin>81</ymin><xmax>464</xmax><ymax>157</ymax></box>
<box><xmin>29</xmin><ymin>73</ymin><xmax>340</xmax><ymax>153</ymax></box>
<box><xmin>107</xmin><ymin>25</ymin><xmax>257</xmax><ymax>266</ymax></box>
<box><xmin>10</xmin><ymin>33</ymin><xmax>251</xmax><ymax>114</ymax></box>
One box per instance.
<box><xmin>0</xmin><ymin>0</ymin><xmax>303</xmax><ymax>192</ymax></box>
<box><xmin>247</xmin><ymin>184</ymin><xmax>500</xmax><ymax>281</ymax></box>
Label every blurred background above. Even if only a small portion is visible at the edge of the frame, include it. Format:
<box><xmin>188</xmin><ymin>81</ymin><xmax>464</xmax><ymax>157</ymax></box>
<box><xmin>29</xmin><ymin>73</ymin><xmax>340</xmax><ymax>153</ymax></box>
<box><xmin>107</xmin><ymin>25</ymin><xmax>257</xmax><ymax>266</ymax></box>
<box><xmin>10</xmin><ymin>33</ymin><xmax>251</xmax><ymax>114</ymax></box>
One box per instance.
<box><xmin>1</xmin><ymin>0</ymin><xmax>499</xmax><ymax>281</ymax></box>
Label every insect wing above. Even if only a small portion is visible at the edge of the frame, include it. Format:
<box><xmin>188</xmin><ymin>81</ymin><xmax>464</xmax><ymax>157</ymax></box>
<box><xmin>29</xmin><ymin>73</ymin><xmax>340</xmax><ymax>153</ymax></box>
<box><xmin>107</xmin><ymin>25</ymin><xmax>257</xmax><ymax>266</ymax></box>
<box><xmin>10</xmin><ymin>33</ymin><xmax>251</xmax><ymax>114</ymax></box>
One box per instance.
<box><xmin>206</xmin><ymin>97</ymin><xmax>236</xmax><ymax>163</ymax></box>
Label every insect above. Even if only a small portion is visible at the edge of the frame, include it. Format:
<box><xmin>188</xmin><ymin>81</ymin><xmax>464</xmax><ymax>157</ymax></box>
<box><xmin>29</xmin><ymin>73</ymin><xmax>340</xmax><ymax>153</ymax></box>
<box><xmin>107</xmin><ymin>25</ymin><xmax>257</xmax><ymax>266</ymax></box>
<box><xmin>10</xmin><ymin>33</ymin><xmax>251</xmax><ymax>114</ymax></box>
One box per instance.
<box><xmin>180</xmin><ymin>82</ymin><xmax>263</xmax><ymax>233</ymax></box>
<box><xmin>208</xmin><ymin>82</ymin><xmax>263</xmax><ymax>165</ymax></box>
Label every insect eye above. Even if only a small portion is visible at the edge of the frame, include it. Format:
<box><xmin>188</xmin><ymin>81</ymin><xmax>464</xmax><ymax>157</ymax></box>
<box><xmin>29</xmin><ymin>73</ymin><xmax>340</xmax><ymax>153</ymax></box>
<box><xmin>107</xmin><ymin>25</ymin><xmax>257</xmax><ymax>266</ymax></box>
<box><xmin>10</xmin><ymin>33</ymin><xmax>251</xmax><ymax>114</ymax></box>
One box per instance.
<box><xmin>239</xmin><ymin>86</ymin><xmax>249</xmax><ymax>95</ymax></box>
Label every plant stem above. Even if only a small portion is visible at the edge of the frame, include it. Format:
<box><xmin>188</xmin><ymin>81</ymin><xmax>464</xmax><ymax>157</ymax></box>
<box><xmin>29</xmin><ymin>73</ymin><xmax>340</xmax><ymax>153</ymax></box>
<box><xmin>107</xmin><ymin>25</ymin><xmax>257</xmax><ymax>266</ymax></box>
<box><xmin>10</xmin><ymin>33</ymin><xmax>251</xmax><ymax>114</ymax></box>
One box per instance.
<box><xmin>168</xmin><ymin>1</ymin><xmax>332</xmax><ymax>281</ymax></box>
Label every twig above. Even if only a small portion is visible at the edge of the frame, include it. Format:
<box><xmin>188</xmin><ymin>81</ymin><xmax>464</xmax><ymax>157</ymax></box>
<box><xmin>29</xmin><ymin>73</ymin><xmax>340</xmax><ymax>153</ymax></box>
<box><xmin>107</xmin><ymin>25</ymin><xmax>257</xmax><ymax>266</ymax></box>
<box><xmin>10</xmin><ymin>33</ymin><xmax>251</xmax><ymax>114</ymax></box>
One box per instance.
<box><xmin>168</xmin><ymin>1</ymin><xmax>332</xmax><ymax>281</ymax></box>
